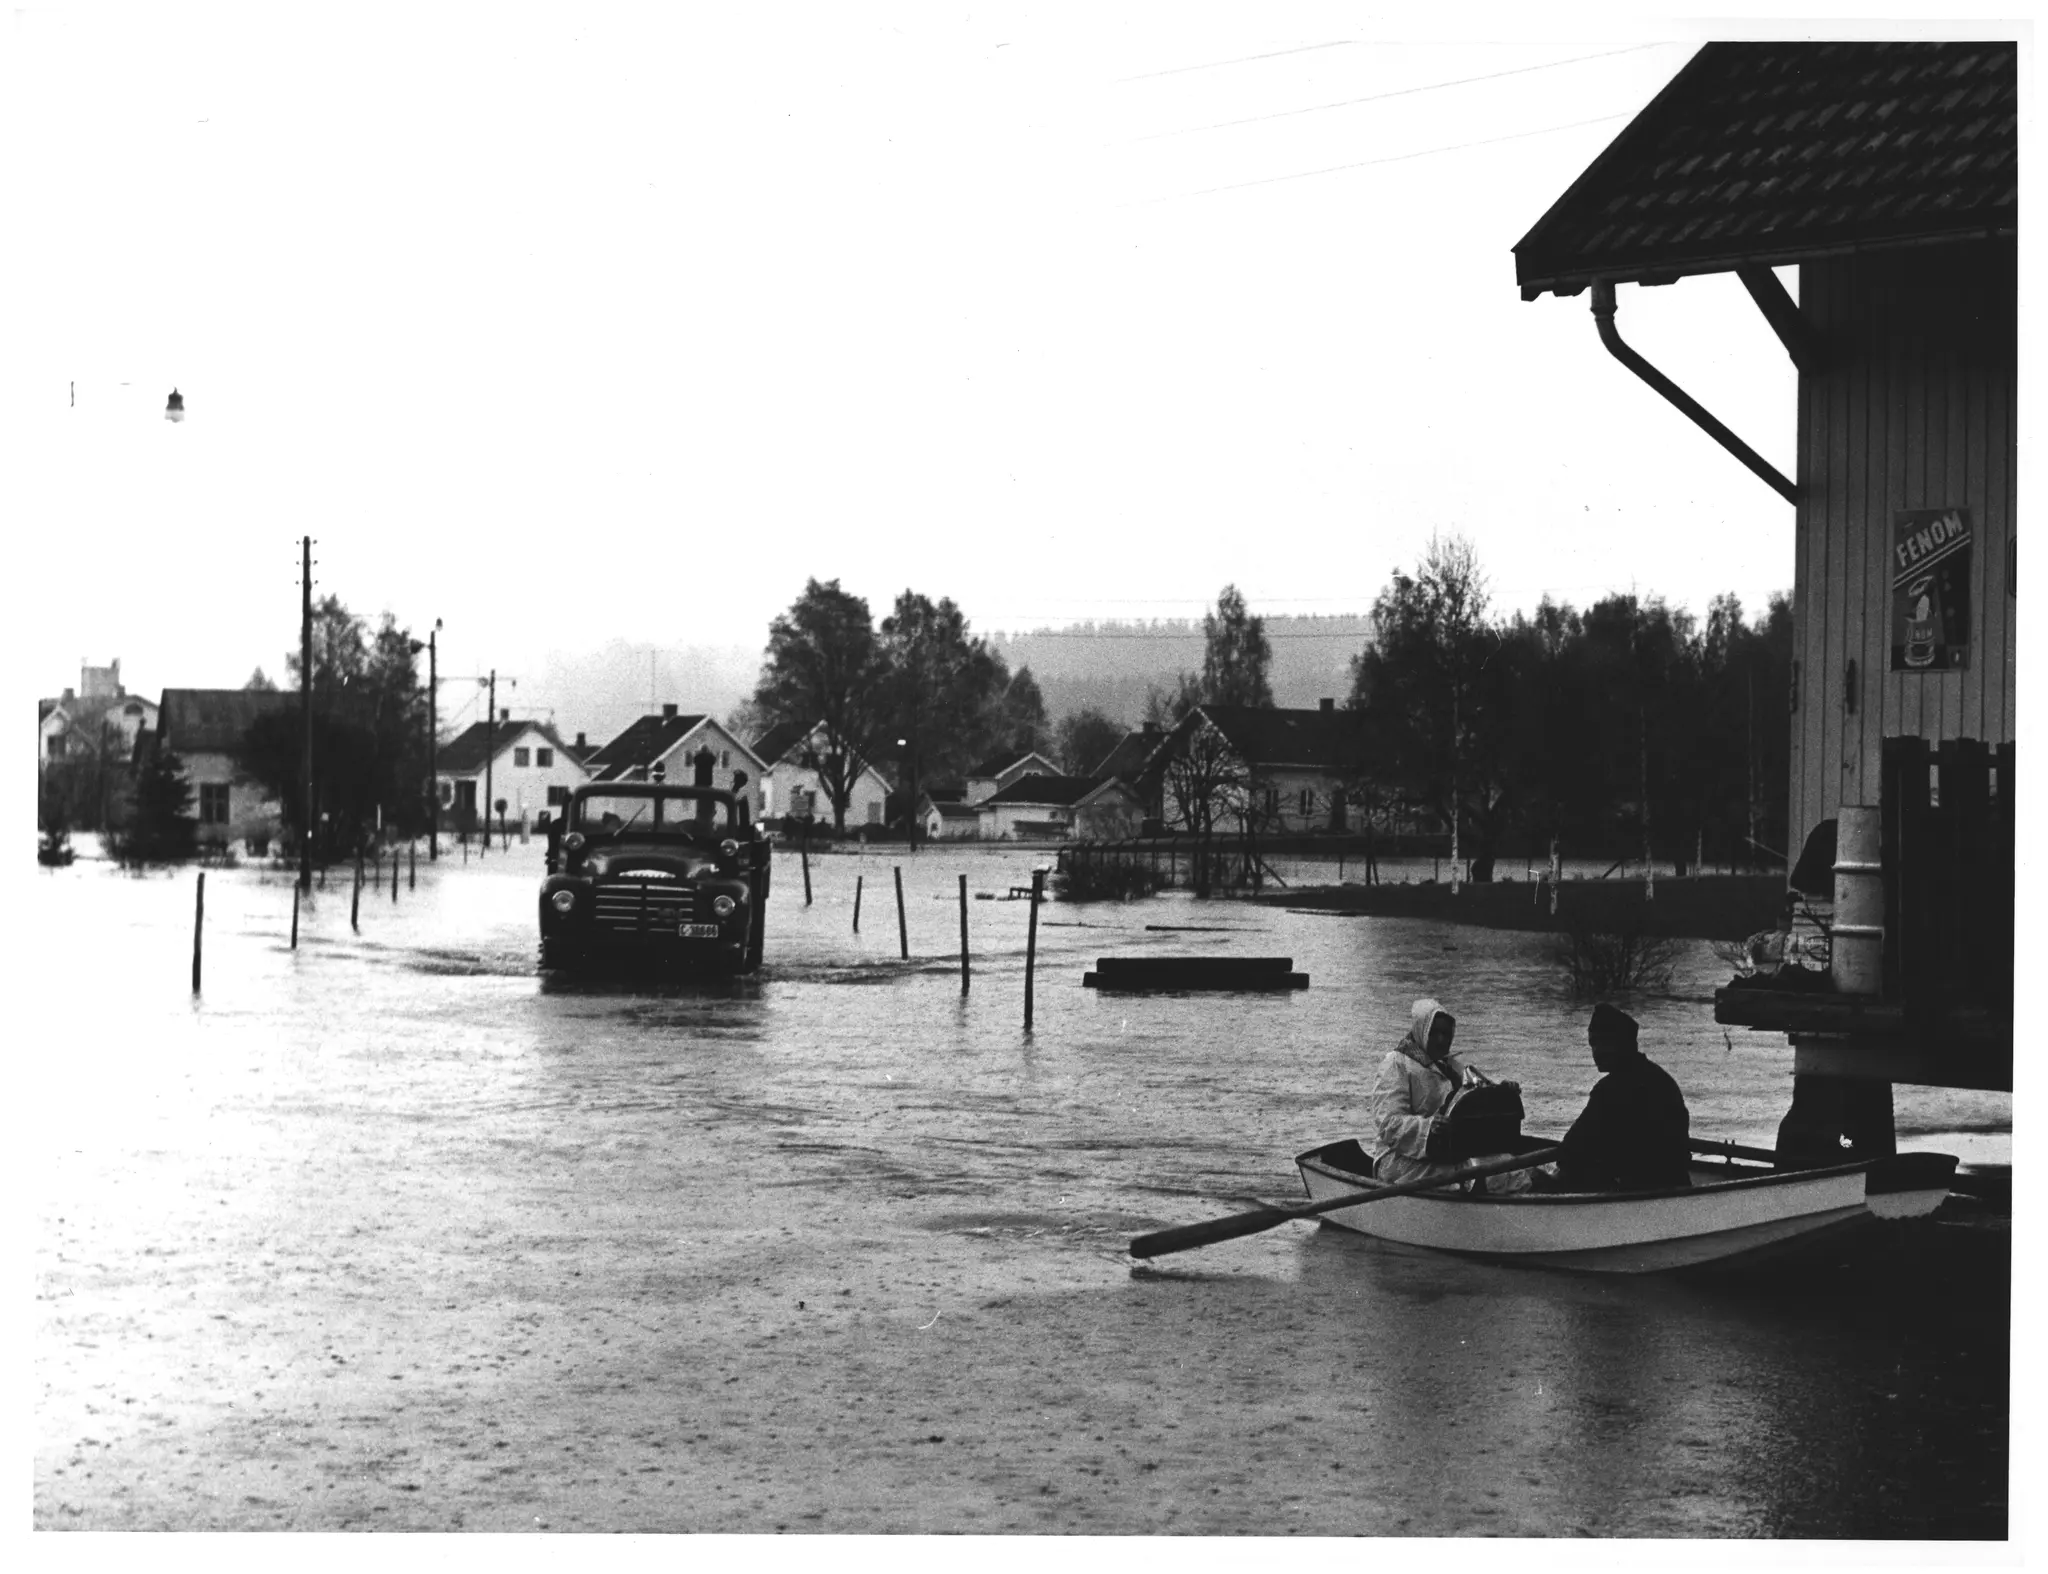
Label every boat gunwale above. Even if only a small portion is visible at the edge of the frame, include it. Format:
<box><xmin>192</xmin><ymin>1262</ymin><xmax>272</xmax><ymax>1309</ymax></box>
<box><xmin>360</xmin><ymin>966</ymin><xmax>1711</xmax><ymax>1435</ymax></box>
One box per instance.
<box><xmin>1295</xmin><ymin>1143</ymin><xmax>1896</xmax><ymax>1208</ymax></box>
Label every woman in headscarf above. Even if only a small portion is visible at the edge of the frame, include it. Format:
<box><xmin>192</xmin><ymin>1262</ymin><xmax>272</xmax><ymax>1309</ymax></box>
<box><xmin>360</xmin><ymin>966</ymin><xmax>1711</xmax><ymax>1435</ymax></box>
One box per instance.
<box><xmin>1365</xmin><ymin>998</ymin><xmax>1533</xmax><ymax>1192</ymax></box>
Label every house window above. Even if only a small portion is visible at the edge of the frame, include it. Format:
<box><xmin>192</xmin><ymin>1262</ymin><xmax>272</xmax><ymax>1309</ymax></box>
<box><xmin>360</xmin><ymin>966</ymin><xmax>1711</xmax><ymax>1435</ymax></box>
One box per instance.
<box><xmin>1299</xmin><ymin>788</ymin><xmax>1314</xmax><ymax>816</ymax></box>
<box><xmin>546</xmin><ymin>786</ymin><xmax>570</xmax><ymax>807</ymax></box>
<box><xmin>867</xmin><ymin>801</ymin><xmax>882</xmax><ymax>824</ymax></box>
<box><xmin>199</xmin><ymin>782</ymin><xmax>231</xmax><ymax>825</ymax></box>
<box><xmin>536</xmin><ymin>747</ymin><xmax>553</xmax><ymax>767</ymax></box>
<box><xmin>46</xmin><ymin>734</ymin><xmax>66</xmax><ymax>760</ymax></box>
<box><xmin>513</xmin><ymin>747</ymin><xmax>531</xmax><ymax>768</ymax></box>
<box><xmin>721</xmin><ymin>750</ymin><xmax>731</xmax><ymax>768</ymax></box>
<box><xmin>1265</xmin><ymin>787</ymin><xmax>1279</xmax><ymax>818</ymax></box>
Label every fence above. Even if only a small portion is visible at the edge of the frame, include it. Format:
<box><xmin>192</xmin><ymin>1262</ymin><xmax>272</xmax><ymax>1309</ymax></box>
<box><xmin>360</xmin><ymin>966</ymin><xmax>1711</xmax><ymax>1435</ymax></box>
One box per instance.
<box><xmin>1880</xmin><ymin>736</ymin><xmax>2015</xmax><ymax>1016</ymax></box>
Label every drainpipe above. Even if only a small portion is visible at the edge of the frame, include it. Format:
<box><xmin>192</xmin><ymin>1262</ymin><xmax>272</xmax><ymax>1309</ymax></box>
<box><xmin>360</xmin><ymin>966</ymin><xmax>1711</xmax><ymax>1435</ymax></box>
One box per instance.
<box><xmin>1590</xmin><ymin>279</ymin><xmax>1798</xmax><ymax>505</ymax></box>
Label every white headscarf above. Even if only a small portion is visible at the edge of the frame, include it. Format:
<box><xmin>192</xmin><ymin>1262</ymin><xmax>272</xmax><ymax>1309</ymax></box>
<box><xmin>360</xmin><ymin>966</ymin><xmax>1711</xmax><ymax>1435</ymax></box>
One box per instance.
<box><xmin>1403</xmin><ymin>997</ymin><xmax>1452</xmax><ymax>1067</ymax></box>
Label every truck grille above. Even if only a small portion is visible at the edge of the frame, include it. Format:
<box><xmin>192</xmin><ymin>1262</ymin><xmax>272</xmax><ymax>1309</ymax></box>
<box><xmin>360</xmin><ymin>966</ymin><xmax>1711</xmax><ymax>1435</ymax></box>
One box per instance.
<box><xmin>591</xmin><ymin>882</ymin><xmax>704</xmax><ymax>933</ymax></box>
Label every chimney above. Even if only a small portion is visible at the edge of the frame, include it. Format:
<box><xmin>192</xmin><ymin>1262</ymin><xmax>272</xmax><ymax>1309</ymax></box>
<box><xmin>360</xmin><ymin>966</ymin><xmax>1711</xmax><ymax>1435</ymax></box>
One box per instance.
<box><xmin>1319</xmin><ymin>697</ymin><xmax>1335</xmax><ymax>713</ymax></box>
<box><xmin>1142</xmin><ymin>720</ymin><xmax>1159</xmax><ymax>737</ymax></box>
<box><xmin>575</xmin><ymin>732</ymin><xmax>587</xmax><ymax>749</ymax></box>
<box><xmin>662</xmin><ymin>703</ymin><xmax>678</xmax><ymax>720</ymax></box>
<box><xmin>500</xmin><ymin>708</ymin><xmax>511</xmax><ymax>722</ymax></box>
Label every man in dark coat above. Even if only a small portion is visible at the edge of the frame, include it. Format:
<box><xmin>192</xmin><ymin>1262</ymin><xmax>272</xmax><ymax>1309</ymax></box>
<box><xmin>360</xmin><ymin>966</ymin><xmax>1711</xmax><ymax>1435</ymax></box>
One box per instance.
<box><xmin>1553</xmin><ymin>1003</ymin><xmax>1692</xmax><ymax>1191</ymax></box>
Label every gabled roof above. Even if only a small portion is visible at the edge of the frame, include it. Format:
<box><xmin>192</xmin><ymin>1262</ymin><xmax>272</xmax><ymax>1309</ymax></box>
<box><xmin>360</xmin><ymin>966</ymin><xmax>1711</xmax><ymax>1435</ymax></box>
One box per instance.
<box><xmin>750</xmin><ymin>720</ymin><xmax>809</xmax><ymax>768</ymax></box>
<box><xmin>981</xmin><ymin>773</ymin><xmax>1103</xmax><ymax>809</ymax></box>
<box><xmin>157</xmin><ymin>688</ymin><xmax>295</xmax><ymax>754</ymax></box>
<box><xmin>587</xmin><ymin>713</ymin><xmax>710</xmax><ymax>781</ymax></box>
<box><xmin>1515</xmin><ymin>42</ymin><xmax>2018</xmax><ymax>300</ymax></box>
<box><xmin>925</xmin><ymin>800</ymin><xmax>980</xmax><ymax>820</ymax></box>
<box><xmin>1093</xmin><ymin>729</ymin><xmax>1165</xmax><ymax>781</ymax></box>
<box><xmin>437</xmin><ymin>718</ymin><xmax>582</xmax><ymax>776</ymax></box>
<box><xmin>967</xmin><ymin>749</ymin><xmax>1059</xmax><ymax>781</ymax></box>
<box><xmin>1191</xmin><ymin>705</ymin><xmax>1367</xmax><ymax>772</ymax></box>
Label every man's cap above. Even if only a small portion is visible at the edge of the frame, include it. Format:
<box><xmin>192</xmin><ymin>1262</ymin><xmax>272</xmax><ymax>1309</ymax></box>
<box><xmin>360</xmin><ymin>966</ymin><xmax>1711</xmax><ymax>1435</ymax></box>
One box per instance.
<box><xmin>1589</xmin><ymin>1002</ymin><xmax>1639</xmax><ymax>1047</ymax></box>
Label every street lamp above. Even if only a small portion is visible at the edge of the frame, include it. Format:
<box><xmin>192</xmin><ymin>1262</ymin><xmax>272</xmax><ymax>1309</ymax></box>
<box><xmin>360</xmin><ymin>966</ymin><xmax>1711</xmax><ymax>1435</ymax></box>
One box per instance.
<box><xmin>164</xmin><ymin>388</ymin><xmax>185</xmax><ymax>423</ymax></box>
<box><xmin>410</xmin><ymin>619</ymin><xmax>441</xmax><ymax>860</ymax></box>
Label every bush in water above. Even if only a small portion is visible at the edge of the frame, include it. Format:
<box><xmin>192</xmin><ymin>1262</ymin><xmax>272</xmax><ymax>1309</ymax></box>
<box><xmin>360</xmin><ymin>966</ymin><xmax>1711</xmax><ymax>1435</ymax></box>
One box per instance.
<box><xmin>1553</xmin><ymin>924</ymin><xmax>1680</xmax><ymax>998</ymax></box>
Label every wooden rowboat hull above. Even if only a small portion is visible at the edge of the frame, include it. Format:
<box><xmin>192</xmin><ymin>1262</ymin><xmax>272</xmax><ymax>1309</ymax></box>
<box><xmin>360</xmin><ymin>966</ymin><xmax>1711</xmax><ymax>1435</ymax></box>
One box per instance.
<box><xmin>1295</xmin><ymin>1143</ymin><xmax>1956</xmax><ymax>1273</ymax></box>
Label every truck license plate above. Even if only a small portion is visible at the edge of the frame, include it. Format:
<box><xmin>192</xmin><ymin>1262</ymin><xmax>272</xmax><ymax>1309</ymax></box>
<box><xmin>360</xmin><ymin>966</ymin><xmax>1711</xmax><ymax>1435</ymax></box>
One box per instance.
<box><xmin>678</xmin><ymin>923</ymin><xmax>720</xmax><ymax>939</ymax></box>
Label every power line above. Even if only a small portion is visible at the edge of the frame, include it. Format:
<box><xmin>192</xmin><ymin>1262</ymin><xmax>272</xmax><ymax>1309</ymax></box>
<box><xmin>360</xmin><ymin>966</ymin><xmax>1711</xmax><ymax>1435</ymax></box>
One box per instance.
<box><xmin>1135</xmin><ymin>43</ymin><xmax>1664</xmax><ymax>141</ymax></box>
<box><xmin>1117</xmin><ymin>40</ymin><xmax>1353</xmax><ymax>84</ymax></box>
<box><xmin>1140</xmin><ymin>110</ymin><xmax>1632</xmax><ymax>203</ymax></box>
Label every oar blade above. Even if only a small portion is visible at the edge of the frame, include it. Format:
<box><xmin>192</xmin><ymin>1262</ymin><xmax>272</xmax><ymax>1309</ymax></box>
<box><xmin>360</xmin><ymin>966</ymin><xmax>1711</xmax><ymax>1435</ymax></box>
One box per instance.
<box><xmin>1129</xmin><ymin>1206</ymin><xmax>1295</xmax><ymax>1261</ymax></box>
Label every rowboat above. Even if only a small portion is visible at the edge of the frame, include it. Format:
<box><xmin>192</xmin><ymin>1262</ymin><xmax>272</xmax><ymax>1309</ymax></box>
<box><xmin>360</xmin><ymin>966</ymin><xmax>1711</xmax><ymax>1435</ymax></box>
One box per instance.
<box><xmin>1293</xmin><ymin>1138</ymin><xmax>1957</xmax><ymax>1273</ymax></box>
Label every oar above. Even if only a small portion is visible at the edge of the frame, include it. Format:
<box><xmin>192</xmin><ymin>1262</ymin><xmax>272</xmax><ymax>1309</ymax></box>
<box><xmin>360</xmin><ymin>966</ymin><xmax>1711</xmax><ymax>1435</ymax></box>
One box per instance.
<box><xmin>1128</xmin><ymin>1145</ymin><xmax>1566</xmax><ymax>1261</ymax></box>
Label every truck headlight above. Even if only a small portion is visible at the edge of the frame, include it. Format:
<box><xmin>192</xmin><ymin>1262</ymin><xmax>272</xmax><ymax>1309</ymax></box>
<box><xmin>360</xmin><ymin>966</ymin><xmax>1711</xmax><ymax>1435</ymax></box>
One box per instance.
<box><xmin>551</xmin><ymin>889</ymin><xmax>576</xmax><ymax>913</ymax></box>
<box><xmin>563</xmin><ymin>832</ymin><xmax>585</xmax><ymax>852</ymax></box>
<box><xmin>712</xmin><ymin>894</ymin><xmax>737</xmax><ymax>918</ymax></box>
<box><xmin>719</xmin><ymin>838</ymin><xmax>739</xmax><ymax>859</ymax></box>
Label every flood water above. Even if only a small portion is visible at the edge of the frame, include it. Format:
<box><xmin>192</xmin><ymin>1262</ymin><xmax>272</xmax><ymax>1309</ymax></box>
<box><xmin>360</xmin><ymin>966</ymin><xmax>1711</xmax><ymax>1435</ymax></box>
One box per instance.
<box><xmin>32</xmin><ymin>843</ymin><xmax>2010</xmax><ymax>1535</ymax></box>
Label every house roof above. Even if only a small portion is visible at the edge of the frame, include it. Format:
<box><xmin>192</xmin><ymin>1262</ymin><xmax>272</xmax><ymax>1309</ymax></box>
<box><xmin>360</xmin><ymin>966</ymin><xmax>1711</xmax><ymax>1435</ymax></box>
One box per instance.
<box><xmin>967</xmin><ymin>749</ymin><xmax>1058</xmax><ymax>781</ymax></box>
<box><xmin>1515</xmin><ymin>42</ymin><xmax>2018</xmax><ymax>300</ymax></box>
<box><xmin>927</xmin><ymin>800</ymin><xmax>980</xmax><ymax>819</ymax></box>
<box><xmin>586</xmin><ymin>713</ymin><xmax>710</xmax><ymax>781</ymax></box>
<box><xmin>982</xmin><ymin>773</ymin><xmax>1103</xmax><ymax>809</ymax></box>
<box><xmin>750</xmin><ymin>720</ymin><xmax>809</xmax><ymax>767</ymax></box>
<box><xmin>157</xmin><ymin>688</ymin><xmax>296</xmax><ymax>754</ymax></box>
<box><xmin>1093</xmin><ymin>729</ymin><xmax>1165</xmax><ymax>781</ymax></box>
<box><xmin>1192</xmin><ymin>705</ymin><xmax>1367</xmax><ymax>772</ymax></box>
<box><xmin>436</xmin><ymin>718</ymin><xmax>582</xmax><ymax>776</ymax></box>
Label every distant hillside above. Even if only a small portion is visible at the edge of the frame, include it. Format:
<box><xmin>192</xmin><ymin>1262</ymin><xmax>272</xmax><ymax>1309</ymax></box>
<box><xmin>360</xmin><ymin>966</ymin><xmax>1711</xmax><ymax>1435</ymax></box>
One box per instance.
<box><xmin>989</xmin><ymin>614</ymin><xmax>1373</xmax><ymax>727</ymax></box>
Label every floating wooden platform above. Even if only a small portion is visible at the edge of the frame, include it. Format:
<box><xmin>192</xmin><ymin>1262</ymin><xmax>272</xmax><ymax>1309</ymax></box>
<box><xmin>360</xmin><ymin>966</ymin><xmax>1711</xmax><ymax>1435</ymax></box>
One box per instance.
<box><xmin>1083</xmin><ymin>956</ymin><xmax>1309</xmax><ymax>992</ymax></box>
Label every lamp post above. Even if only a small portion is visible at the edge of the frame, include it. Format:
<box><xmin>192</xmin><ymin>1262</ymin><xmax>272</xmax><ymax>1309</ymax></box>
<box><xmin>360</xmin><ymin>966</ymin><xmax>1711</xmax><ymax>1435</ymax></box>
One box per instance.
<box><xmin>429</xmin><ymin>621</ymin><xmax>441</xmax><ymax>858</ymax></box>
<box><xmin>481</xmin><ymin>671</ymin><xmax>495</xmax><ymax>856</ymax></box>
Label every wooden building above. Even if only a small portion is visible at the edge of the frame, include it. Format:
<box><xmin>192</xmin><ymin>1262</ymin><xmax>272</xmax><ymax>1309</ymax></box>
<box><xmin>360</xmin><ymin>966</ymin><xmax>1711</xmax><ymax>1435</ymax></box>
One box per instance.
<box><xmin>1515</xmin><ymin>42</ymin><xmax>2016</xmax><ymax>1118</ymax></box>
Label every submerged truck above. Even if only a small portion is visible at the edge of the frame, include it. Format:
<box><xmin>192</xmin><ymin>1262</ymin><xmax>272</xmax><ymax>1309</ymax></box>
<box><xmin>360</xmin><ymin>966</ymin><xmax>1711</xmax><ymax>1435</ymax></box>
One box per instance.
<box><xmin>539</xmin><ymin>781</ymin><xmax>770</xmax><ymax>973</ymax></box>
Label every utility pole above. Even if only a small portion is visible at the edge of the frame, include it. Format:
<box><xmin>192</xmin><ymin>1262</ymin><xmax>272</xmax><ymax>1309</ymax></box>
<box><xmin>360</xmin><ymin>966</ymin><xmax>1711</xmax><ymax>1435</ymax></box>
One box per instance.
<box><xmin>482</xmin><ymin>669</ymin><xmax>496</xmax><ymax>856</ymax></box>
<box><xmin>427</xmin><ymin>620</ymin><xmax>442</xmax><ymax>860</ymax></box>
<box><xmin>299</xmin><ymin>536</ymin><xmax>315</xmax><ymax>892</ymax></box>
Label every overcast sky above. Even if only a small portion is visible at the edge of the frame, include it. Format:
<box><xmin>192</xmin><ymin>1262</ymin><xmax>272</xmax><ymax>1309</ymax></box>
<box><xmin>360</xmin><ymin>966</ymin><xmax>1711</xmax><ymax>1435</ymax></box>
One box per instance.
<box><xmin>11</xmin><ymin>5</ymin><xmax>2008</xmax><ymax>718</ymax></box>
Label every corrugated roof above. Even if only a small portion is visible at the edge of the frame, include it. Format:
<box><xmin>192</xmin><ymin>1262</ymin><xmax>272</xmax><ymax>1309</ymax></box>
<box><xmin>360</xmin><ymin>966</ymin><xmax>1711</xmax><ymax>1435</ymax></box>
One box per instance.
<box><xmin>157</xmin><ymin>688</ymin><xmax>296</xmax><ymax>753</ymax></box>
<box><xmin>1515</xmin><ymin>42</ymin><xmax>2017</xmax><ymax>299</ymax></box>
<box><xmin>1194</xmin><ymin>705</ymin><xmax>1367</xmax><ymax>771</ymax></box>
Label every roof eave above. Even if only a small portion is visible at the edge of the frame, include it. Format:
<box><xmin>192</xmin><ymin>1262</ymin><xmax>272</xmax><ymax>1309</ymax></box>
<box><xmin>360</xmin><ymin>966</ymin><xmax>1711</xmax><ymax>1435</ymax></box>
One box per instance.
<box><xmin>1518</xmin><ymin>224</ymin><xmax>2019</xmax><ymax>301</ymax></box>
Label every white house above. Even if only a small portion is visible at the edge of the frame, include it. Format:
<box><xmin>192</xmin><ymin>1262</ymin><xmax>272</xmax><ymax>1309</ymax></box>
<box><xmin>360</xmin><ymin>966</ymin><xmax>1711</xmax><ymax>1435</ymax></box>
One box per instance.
<box><xmin>41</xmin><ymin>660</ymin><xmax>158</xmax><ymax>766</ymax></box>
<box><xmin>751</xmin><ymin>720</ymin><xmax>892</xmax><ymax>829</ymax></box>
<box><xmin>584</xmin><ymin>705</ymin><xmax>767</xmax><ymax>820</ymax></box>
<box><xmin>963</xmin><ymin>750</ymin><xmax>1061</xmax><ymax>806</ymax></box>
<box><xmin>1145</xmin><ymin>702</ymin><xmax>1367</xmax><ymax>835</ymax></box>
<box><xmin>152</xmin><ymin>687</ymin><xmax>295</xmax><ymax>849</ymax></box>
<box><xmin>436</xmin><ymin>714</ymin><xmax>594</xmax><ymax>835</ymax></box>
<box><xmin>976</xmin><ymin>774</ymin><xmax>1140</xmax><ymax>841</ymax></box>
<box><xmin>919</xmin><ymin>795</ymin><xmax>981</xmax><ymax>841</ymax></box>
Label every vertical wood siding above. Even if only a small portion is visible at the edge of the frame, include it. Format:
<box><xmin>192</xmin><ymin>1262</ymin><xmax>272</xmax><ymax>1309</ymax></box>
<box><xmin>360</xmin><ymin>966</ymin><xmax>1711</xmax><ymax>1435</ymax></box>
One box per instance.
<box><xmin>1791</xmin><ymin>242</ymin><xmax>2016</xmax><ymax>850</ymax></box>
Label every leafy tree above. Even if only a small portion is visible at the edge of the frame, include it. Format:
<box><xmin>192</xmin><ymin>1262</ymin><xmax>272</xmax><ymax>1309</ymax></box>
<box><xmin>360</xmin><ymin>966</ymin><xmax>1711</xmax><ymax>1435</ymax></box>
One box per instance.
<box><xmin>244</xmin><ymin>599</ymin><xmax>428</xmax><ymax>855</ymax></box>
<box><xmin>43</xmin><ymin>714</ymin><xmax>134</xmax><ymax>834</ymax></box>
<box><xmin>879</xmin><ymin>591</ymin><xmax>1007</xmax><ymax>843</ymax></box>
<box><xmin>1350</xmin><ymin>534</ymin><xmax>1524</xmax><ymax>880</ymax></box>
<box><xmin>1200</xmin><ymin>584</ymin><xmax>1274</xmax><ymax>707</ymax></box>
<box><xmin>1055</xmin><ymin>706</ymin><xmax>1126</xmax><ymax>777</ymax></box>
<box><xmin>751</xmin><ymin>579</ymin><xmax>885</xmax><ymax>832</ymax></box>
<box><xmin>244</xmin><ymin>667</ymin><xmax>279</xmax><ymax>691</ymax></box>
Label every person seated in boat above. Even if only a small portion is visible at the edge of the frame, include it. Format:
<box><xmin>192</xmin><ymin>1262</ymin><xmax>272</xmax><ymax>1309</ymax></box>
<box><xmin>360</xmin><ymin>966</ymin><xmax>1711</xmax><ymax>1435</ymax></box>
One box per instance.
<box><xmin>1366</xmin><ymin>998</ymin><xmax>1534</xmax><ymax>1194</ymax></box>
<box><xmin>1548</xmin><ymin>1003</ymin><xmax>1692</xmax><ymax>1192</ymax></box>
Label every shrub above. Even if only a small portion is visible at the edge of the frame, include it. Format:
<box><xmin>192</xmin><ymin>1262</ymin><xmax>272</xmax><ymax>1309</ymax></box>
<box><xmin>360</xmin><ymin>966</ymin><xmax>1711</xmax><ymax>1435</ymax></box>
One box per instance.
<box><xmin>1553</xmin><ymin>924</ymin><xmax>1680</xmax><ymax>998</ymax></box>
<box><xmin>1053</xmin><ymin>856</ymin><xmax>1164</xmax><ymax>902</ymax></box>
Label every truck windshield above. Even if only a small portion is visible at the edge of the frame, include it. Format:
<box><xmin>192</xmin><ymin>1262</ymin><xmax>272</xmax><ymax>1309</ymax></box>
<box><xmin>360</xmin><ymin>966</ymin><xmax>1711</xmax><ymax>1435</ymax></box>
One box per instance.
<box><xmin>576</xmin><ymin>792</ymin><xmax>733</xmax><ymax>835</ymax></box>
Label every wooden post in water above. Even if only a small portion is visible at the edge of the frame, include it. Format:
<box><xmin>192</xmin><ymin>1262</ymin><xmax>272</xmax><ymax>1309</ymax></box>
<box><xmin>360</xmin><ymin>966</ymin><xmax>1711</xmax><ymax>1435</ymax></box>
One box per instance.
<box><xmin>191</xmin><ymin>872</ymin><xmax>205</xmax><ymax>995</ymax></box>
<box><xmin>801</xmin><ymin>826</ymin><xmax>812</xmax><ymax>906</ymax></box>
<box><xmin>351</xmin><ymin>856</ymin><xmax>362</xmax><ymax>933</ymax></box>
<box><xmin>894</xmin><ymin>865</ymin><xmax>908</xmax><ymax>960</ymax></box>
<box><xmin>853</xmin><ymin>875</ymin><xmax>863</xmax><ymax>933</ymax></box>
<box><xmin>958</xmin><ymin>873</ymin><xmax>970</xmax><ymax>992</ymax></box>
<box><xmin>1023</xmin><ymin>868</ymin><xmax>1045</xmax><ymax>1031</ymax></box>
<box><xmin>409</xmin><ymin>843</ymin><xmax>416</xmax><ymax>891</ymax></box>
<box><xmin>391</xmin><ymin>847</ymin><xmax>399</xmax><ymax>901</ymax></box>
<box><xmin>290</xmin><ymin>883</ymin><xmax>300</xmax><ymax>949</ymax></box>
